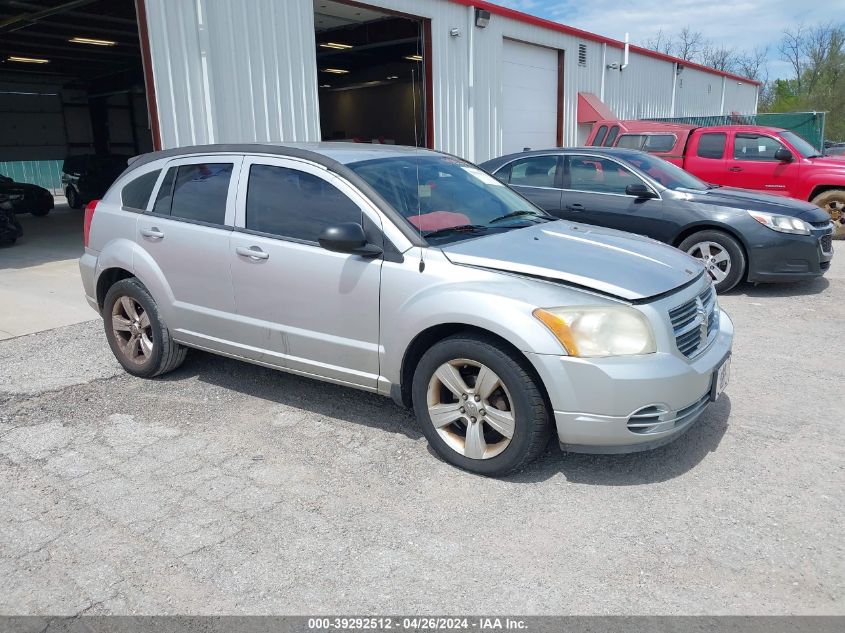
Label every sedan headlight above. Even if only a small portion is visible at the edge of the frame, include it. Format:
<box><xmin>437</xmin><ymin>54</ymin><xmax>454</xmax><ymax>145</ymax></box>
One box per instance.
<box><xmin>747</xmin><ymin>210</ymin><xmax>811</xmax><ymax>235</ymax></box>
<box><xmin>533</xmin><ymin>306</ymin><xmax>656</xmax><ymax>357</ymax></box>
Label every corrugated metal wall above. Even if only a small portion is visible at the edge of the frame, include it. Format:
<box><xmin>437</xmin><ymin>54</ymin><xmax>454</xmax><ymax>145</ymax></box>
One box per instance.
<box><xmin>142</xmin><ymin>0</ymin><xmax>759</xmax><ymax>162</ymax></box>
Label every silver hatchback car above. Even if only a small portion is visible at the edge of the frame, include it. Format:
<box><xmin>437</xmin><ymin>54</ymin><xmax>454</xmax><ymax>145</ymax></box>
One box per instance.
<box><xmin>80</xmin><ymin>144</ymin><xmax>733</xmax><ymax>476</ymax></box>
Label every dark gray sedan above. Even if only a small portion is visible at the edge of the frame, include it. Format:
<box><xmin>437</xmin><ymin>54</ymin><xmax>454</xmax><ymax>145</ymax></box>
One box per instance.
<box><xmin>481</xmin><ymin>148</ymin><xmax>834</xmax><ymax>292</ymax></box>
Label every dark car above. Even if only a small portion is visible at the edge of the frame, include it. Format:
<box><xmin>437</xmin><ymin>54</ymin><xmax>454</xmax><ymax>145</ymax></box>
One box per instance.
<box><xmin>61</xmin><ymin>154</ymin><xmax>128</xmax><ymax>209</ymax></box>
<box><xmin>0</xmin><ymin>174</ymin><xmax>54</xmax><ymax>217</ymax></box>
<box><xmin>480</xmin><ymin>148</ymin><xmax>834</xmax><ymax>292</ymax></box>
<box><xmin>0</xmin><ymin>192</ymin><xmax>24</xmax><ymax>245</ymax></box>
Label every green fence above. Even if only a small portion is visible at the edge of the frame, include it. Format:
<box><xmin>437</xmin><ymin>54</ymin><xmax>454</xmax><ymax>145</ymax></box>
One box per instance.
<box><xmin>0</xmin><ymin>160</ymin><xmax>64</xmax><ymax>195</ymax></box>
<box><xmin>644</xmin><ymin>112</ymin><xmax>826</xmax><ymax>151</ymax></box>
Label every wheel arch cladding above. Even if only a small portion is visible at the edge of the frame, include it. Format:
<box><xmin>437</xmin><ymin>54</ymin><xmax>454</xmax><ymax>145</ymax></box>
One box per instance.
<box><xmin>810</xmin><ymin>185</ymin><xmax>845</xmax><ymax>201</ymax></box>
<box><xmin>674</xmin><ymin>223</ymin><xmax>749</xmax><ymax>259</ymax></box>
<box><xmin>398</xmin><ymin>324</ymin><xmax>553</xmax><ymax>413</ymax></box>
<box><xmin>96</xmin><ymin>267</ymin><xmax>134</xmax><ymax>310</ymax></box>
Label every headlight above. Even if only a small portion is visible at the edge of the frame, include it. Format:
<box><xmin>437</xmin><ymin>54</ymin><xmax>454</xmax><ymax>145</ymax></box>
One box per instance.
<box><xmin>747</xmin><ymin>210</ymin><xmax>811</xmax><ymax>235</ymax></box>
<box><xmin>533</xmin><ymin>306</ymin><xmax>656</xmax><ymax>357</ymax></box>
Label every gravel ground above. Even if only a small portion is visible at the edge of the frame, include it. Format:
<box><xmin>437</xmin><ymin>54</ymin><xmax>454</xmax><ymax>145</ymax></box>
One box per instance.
<box><xmin>1</xmin><ymin>259</ymin><xmax>843</xmax><ymax>615</ymax></box>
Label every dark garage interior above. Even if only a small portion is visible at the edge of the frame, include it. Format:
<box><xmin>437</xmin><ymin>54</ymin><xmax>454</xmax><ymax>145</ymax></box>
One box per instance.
<box><xmin>0</xmin><ymin>0</ymin><xmax>151</xmax><ymax>196</ymax></box>
<box><xmin>314</xmin><ymin>0</ymin><xmax>429</xmax><ymax>147</ymax></box>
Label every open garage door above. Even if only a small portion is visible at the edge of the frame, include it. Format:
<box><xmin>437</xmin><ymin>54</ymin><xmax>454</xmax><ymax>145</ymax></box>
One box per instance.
<box><xmin>501</xmin><ymin>39</ymin><xmax>562</xmax><ymax>154</ymax></box>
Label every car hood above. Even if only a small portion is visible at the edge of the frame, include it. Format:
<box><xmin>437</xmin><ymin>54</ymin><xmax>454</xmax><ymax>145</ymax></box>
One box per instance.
<box><xmin>807</xmin><ymin>156</ymin><xmax>845</xmax><ymax>167</ymax></box>
<box><xmin>0</xmin><ymin>181</ymin><xmax>48</xmax><ymax>195</ymax></box>
<box><xmin>682</xmin><ymin>187</ymin><xmax>830</xmax><ymax>222</ymax></box>
<box><xmin>441</xmin><ymin>221</ymin><xmax>704</xmax><ymax>301</ymax></box>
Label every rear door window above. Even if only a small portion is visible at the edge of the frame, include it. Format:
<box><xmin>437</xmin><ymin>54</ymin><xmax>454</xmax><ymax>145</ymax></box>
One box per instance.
<box><xmin>152</xmin><ymin>163</ymin><xmax>233</xmax><ymax>225</ymax></box>
<box><xmin>505</xmin><ymin>156</ymin><xmax>559</xmax><ymax>188</ymax></box>
<box><xmin>643</xmin><ymin>134</ymin><xmax>676</xmax><ymax>153</ymax></box>
<box><xmin>697</xmin><ymin>133</ymin><xmax>727</xmax><ymax>159</ymax></box>
<box><xmin>245</xmin><ymin>164</ymin><xmax>362</xmax><ymax>243</ymax></box>
<box><xmin>121</xmin><ymin>170</ymin><xmax>160</xmax><ymax>211</ymax></box>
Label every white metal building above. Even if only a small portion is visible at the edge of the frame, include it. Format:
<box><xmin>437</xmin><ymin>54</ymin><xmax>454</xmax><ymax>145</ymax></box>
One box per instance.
<box><xmin>141</xmin><ymin>0</ymin><xmax>759</xmax><ymax>164</ymax></box>
<box><xmin>0</xmin><ymin>0</ymin><xmax>759</xmax><ymax>175</ymax></box>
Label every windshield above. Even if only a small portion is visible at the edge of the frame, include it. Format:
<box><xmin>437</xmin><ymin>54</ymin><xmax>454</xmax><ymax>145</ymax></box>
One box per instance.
<box><xmin>781</xmin><ymin>131</ymin><xmax>819</xmax><ymax>158</ymax></box>
<box><xmin>624</xmin><ymin>152</ymin><xmax>711</xmax><ymax>191</ymax></box>
<box><xmin>347</xmin><ymin>154</ymin><xmax>552</xmax><ymax>244</ymax></box>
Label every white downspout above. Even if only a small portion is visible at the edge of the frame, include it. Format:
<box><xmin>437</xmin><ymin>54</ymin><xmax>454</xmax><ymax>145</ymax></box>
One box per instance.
<box><xmin>600</xmin><ymin>42</ymin><xmax>607</xmax><ymax>100</ymax></box>
<box><xmin>466</xmin><ymin>6</ymin><xmax>475</xmax><ymax>162</ymax></box>
<box><xmin>670</xmin><ymin>63</ymin><xmax>677</xmax><ymax>117</ymax></box>
<box><xmin>720</xmin><ymin>76</ymin><xmax>726</xmax><ymax>115</ymax></box>
<box><xmin>620</xmin><ymin>33</ymin><xmax>629</xmax><ymax>71</ymax></box>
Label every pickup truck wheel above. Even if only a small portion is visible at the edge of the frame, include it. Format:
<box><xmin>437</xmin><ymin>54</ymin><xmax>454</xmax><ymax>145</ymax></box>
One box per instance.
<box><xmin>412</xmin><ymin>334</ymin><xmax>551</xmax><ymax>476</ymax></box>
<box><xmin>679</xmin><ymin>230</ymin><xmax>746</xmax><ymax>293</ymax></box>
<box><xmin>103</xmin><ymin>278</ymin><xmax>187</xmax><ymax>378</ymax></box>
<box><xmin>810</xmin><ymin>189</ymin><xmax>845</xmax><ymax>238</ymax></box>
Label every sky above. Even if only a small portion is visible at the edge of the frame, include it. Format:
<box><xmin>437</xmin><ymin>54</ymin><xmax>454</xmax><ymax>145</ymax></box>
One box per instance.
<box><xmin>496</xmin><ymin>0</ymin><xmax>845</xmax><ymax>80</ymax></box>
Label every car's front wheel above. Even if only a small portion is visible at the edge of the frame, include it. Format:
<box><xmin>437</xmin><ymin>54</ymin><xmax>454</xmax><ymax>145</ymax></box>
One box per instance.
<box><xmin>103</xmin><ymin>278</ymin><xmax>187</xmax><ymax>378</ymax></box>
<box><xmin>679</xmin><ymin>230</ymin><xmax>746</xmax><ymax>293</ymax></box>
<box><xmin>412</xmin><ymin>334</ymin><xmax>551</xmax><ymax>476</ymax></box>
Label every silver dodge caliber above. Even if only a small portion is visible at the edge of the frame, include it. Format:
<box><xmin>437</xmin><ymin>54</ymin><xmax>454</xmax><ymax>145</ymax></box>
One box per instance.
<box><xmin>79</xmin><ymin>144</ymin><xmax>733</xmax><ymax>476</ymax></box>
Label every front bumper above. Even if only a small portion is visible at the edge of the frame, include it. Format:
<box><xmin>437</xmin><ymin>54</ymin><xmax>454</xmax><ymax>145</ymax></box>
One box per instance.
<box><xmin>746</xmin><ymin>226</ymin><xmax>833</xmax><ymax>283</ymax></box>
<box><xmin>527</xmin><ymin>309</ymin><xmax>733</xmax><ymax>453</ymax></box>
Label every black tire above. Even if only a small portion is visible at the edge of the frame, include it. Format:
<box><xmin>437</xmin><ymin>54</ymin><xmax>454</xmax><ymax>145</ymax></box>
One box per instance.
<box><xmin>679</xmin><ymin>230</ymin><xmax>746</xmax><ymax>293</ymax></box>
<box><xmin>66</xmin><ymin>187</ymin><xmax>81</xmax><ymax>209</ymax></box>
<box><xmin>810</xmin><ymin>189</ymin><xmax>845</xmax><ymax>239</ymax></box>
<box><xmin>411</xmin><ymin>333</ymin><xmax>551</xmax><ymax>476</ymax></box>
<box><xmin>29</xmin><ymin>207</ymin><xmax>50</xmax><ymax>217</ymax></box>
<box><xmin>103</xmin><ymin>278</ymin><xmax>187</xmax><ymax>378</ymax></box>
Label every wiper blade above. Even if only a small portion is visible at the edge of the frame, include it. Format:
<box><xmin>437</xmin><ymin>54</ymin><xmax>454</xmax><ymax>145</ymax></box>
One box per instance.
<box><xmin>488</xmin><ymin>210</ymin><xmax>551</xmax><ymax>224</ymax></box>
<box><xmin>422</xmin><ymin>224</ymin><xmax>488</xmax><ymax>239</ymax></box>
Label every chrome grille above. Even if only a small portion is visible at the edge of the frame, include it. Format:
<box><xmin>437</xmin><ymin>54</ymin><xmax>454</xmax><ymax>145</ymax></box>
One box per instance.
<box><xmin>669</xmin><ymin>284</ymin><xmax>718</xmax><ymax>359</ymax></box>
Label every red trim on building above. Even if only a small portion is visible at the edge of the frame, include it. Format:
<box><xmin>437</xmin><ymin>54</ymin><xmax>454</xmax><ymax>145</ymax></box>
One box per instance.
<box><xmin>450</xmin><ymin>0</ymin><xmax>761</xmax><ymax>86</ymax></box>
<box><xmin>134</xmin><ymin>0</ymin><xmax>162</xmax><ymax>151</ymax></box>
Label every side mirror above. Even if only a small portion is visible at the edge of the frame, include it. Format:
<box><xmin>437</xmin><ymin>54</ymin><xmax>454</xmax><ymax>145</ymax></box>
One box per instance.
<box><xmin>625</xmin><ymin>183</ymin><xmax>657</xmax><ymax>199</ymax></box>
<box><xmin>774</xmin><ymin>148</ymin><xmax>794</xmax><ymax>162</ymax></box>
<box><xmin>318</xmin><ymin>222</ymin><xmax>382</xmax><ymax>257</ymax></box>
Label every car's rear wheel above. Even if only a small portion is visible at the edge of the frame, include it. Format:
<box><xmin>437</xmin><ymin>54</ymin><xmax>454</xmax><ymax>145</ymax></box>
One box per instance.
<box><xmin>66</xmin><ymin>186</ymin><xmax>81</xmax><ymax>209</ymax></box>
<box><xmin>103</xmin><ymin>278</ymin><xmax>187</xmax><ymax>378</ymax></box>
<box><xmin>811</xmin><ymin>189</ymin><xmax>845</xmax><ymax>239</ymax></box>
<box><xmin>412</xmin><ymin>334</ymin><xmax>551</xmax><ymax>476</ymax></box>
<box><xmin>679</xmin><ymin>230</ymin><xmax>746</xmax><ymax>293</ymax></box>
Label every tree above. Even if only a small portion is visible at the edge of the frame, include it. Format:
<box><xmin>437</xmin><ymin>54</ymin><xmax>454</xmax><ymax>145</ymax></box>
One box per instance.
<box><xmin>675</xmin><ymin>26</ymin><xmax>705</xmax><ymax>62</ymax></box>
<box><xmin>643</xmin><ymin>29</ymin><xmax>674</xmax><ymax>55</ymax></box>
<box><xmin>701</xmin><ymin>44</ymin><xmax>738</xmax><ymax>72</ymax></box>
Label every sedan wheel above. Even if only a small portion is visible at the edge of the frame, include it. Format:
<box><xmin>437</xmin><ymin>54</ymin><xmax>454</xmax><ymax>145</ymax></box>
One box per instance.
<box><xmin>111</xmin><ymin>296</ymin><xmax>153</xmax><ymax>365</ymax></box>
<box><xmin>427</xmin><ymin>359</ymin><xmax>515</xmax><ymax>460</ymax></box>
<box><xmin>686</xmin><ymin>241</ymin><xmax>731</xmax><ymax>285</ymax></box>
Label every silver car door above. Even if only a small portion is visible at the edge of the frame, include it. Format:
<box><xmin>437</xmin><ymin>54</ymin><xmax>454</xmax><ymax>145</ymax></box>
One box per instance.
<box><xmin>136</xmin><ymin>155</ymin><xmax>242</xmax><ymax>348</ymax></box>
<box><xmin>229</xmin><ymin>155</ymin><xmax>383</xmax><ymax>390</ymax></box>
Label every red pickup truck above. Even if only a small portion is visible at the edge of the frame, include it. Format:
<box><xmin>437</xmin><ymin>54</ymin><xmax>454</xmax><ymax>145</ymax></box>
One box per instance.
<box><xmin>586</xmin><ymin>120</ymin><xmax>845</xmax><ymax>233</ymax></box>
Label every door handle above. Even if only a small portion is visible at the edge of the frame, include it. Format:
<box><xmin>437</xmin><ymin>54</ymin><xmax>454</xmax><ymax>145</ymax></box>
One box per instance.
<box><xmin>236</xmin><ymin>245</ymin><xmax>269</xmax><ymax>260</ymax></box>
<box><xmin>728</xmin><ymin>166</ymin><xmax>743</xmax><ymax>172</ymax></box>
<box><xmin>140</xmin><ymin>227</ymin><xmax>164</xmax><ymax>239</ymax></box>
<box><xmin>566</xmin><ymin>203</ymin><xmax>584</xmax><ymax>211</ymax></box>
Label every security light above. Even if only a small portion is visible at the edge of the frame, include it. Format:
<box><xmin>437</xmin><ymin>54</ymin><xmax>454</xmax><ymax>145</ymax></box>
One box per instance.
<box><xmin>475</xmin><ymin>8</ymin><xmax>490</xmax><ymax>28</ymax></box>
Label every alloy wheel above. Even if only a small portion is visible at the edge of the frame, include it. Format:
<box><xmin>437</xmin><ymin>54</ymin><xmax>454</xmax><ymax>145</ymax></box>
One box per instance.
<box><xmin>824</xmin><ymin>198</ymin><xmax>844</xmax><ymax>223</ymax></box>
<box><xmin>426</xmin><ymin>359</ymin><xmax>515</xmax><ymax>460</ymax></box>
<box><xmin>687</xmin><ymin>241</ymin><xmax>731</xmax><ymax>284</ymax></box>
<box><xmin>111</xmin><ymin>296</ymin><xmax>153</xmax><ymax>365</ymax></box>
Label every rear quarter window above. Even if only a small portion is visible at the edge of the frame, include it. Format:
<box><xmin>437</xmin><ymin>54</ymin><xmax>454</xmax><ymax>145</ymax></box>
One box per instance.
<box><xmin>121</xmin><ymin>170</ymin><xmax>161</xmax><ymax>211</ymax></box>
<box><xmin>696</xmin><ymin>133</ymin><xmax>727</xmax><ymax>159</ymax></box>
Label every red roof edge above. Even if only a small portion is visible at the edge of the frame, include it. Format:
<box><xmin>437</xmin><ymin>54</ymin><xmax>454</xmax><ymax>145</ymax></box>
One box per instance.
<box><xmin>450</xmin><ymin>0</ymin><xmax>761</xmax><ymax>86</ymax></box>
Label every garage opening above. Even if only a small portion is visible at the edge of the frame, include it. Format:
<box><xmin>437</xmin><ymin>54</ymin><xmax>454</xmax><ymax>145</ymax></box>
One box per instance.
<box><xmin>314</xmin><ymin>0</ymin><xmax>431</xmax><ymax>147</ymax></box>
<box><xmin>0</xmin><ymin>0</ymin><xmax>152</xmax><ymax>211</ymax></box>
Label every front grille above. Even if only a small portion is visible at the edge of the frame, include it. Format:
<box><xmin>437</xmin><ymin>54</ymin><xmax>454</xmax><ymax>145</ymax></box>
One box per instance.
<box><xmin>626</xmin><ymin>391</ymin><xmax>711</xmax><ymax>435</ymax></box>
<box><xmin>668</xmin><ymin>284</ymin><xmax>718</xmax><ymax>359</ymax></box>
<box><xmin>820</xmin><ymin>233</ymin><xmax>833</xmax><ymax>254</ymax></box>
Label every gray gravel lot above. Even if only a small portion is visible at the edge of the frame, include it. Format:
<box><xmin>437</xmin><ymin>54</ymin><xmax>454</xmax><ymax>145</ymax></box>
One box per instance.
<box><xmin>1</xmin><ymin>259</ymin><xmax>843</xmax><ymax>615</ymax></box>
